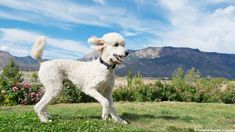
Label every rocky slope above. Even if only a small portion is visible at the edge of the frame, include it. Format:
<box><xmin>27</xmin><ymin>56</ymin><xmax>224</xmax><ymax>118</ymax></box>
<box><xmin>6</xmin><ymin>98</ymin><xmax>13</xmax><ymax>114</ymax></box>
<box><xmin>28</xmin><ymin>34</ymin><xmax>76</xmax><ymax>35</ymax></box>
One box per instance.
<box><xmin>82</xmin><ymin>47</ymin><xmax>235</xmax><ymax>79</ymax></box>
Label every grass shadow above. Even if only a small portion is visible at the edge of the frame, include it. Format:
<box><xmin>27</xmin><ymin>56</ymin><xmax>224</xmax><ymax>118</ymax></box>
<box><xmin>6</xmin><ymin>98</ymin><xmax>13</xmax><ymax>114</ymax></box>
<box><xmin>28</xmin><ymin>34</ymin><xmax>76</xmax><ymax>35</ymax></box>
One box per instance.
<box><xmin>156</xmin><ymin>115</ymin><xmax>180</xmax><ymax>120</ymax></box>
<box><xmin>50</xmin><ymin>112</ymin><xmax>194</xmax><ymax>124</ymax></box>
<box><xmin>157</xmin><ymin>115</ymin><xmax>194</xmax><ymax>123</ymax></box>
<box><xmin>121</xmin><ymin>112</ymin><xmax>155</xmax><ymax>122</ymax></box>
<box><xmin>121</xmin><ymin>112</ymin><xmax>194</xmax><ymax>123</ymax></box>
<box><xmin>51</xmin><ymin>114</ymin><xmax>101</xmax><ymax>121</ymax></box>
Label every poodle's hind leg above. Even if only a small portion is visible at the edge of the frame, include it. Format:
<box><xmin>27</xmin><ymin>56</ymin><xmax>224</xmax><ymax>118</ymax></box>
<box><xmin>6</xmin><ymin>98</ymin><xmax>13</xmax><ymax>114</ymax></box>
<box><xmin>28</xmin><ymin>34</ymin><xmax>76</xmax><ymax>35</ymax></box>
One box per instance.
<box><xmin>43</xmin><ymin>107</ymin><xmax>50</xmax><ymax>118</ymax></box>
<box><xmin>34</xmin><ymin>81</ymin><xmax>63</xmax><ymax>123</ymax></box>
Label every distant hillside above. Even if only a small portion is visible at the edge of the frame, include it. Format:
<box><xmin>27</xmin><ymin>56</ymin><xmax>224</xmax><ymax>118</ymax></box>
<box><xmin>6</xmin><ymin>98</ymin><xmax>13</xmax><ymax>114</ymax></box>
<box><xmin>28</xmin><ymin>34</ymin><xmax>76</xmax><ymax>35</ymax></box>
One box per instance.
<box><xmin>82</xmin><ymin>47</ymin><xmax>235</xmax><ymax>79</ymax></box>
<box><xmin>1</xmin><ymin>46</ymin><xmax>235</xmax><ymax>79</ymax></box>
<box><xmin>0</xmin><ymin>50</ymin><xmax>39</xmax><ymax>71</ymax></box>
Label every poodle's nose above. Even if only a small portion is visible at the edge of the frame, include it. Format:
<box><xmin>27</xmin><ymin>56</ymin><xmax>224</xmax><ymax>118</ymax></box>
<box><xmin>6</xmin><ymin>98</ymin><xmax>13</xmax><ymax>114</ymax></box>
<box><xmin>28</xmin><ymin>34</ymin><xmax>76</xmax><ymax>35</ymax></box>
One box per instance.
<box><xmin>125</xmin><ymin>51</ymin><xmax>129</xmax><ymax>57</ymax></box>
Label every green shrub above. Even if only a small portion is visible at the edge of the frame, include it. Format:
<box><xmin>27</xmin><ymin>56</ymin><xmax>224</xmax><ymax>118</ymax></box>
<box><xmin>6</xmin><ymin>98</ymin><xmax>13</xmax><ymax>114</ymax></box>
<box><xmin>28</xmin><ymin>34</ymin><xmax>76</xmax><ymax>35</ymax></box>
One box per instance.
<box><xmin>222</xmin><ymin>84</ymin><xmax>235</xmax><ymax>104</ymax></box>
<box><xmin>113</xmin><ymin>86</ymin><xmax>135</xmax><ymax>101</ymax></box>
<box><xmin>113</xmin><ymin>73</ymin><xmax>144</xmax><ymax>102</ymax></box>
<box><xmin>195</xmin><ymin>78</ymin><xmax>224</xmax><ymax>103</ymax></box>
<box><xmin>135</xmin><ymin>84</ymin><xmax>160</xmax><ymax>102</ymax></box>
<box><xmin>135</xmin><ymin>84</ymin><xmax>150</xmax><ymax>102</ymax></box>
<box><xmin>1</xmin><ymin>81</ymin><xmax>44</xmax><ymax>106</ymax></box>
<box><xmin>0</xmin><ymin>88</ymin><xmax>4</xmax><ymax>105</ymax></box>
<box><xmin>156</xmin><ymin>82</ymin><xmax>179</xmax><ymax>101</ymax></box>
<box><xmin>132</xmin><ymin>73</ymin><xmax>150</xmax><ymax>102</ymax></box>
<box><xmin>132</xmin><ymin>73</ymin><xmax>144</xmax><ymax>88</ymax></box>
<box><xmin>113</xmin><ymin>68</ymin><xmax>234</xmax><ymax>104</ymax></box>
<box><xmin>171</xmin><ymin>68</ymin><xmax>225</xmax><ymax>103</ymax></box>
<box><xmin>184</xmin><ymin>68</ymin><xmax>200</xmax><ymax>86</ymax></box>
<box><xmin>0</xmin><ymin>60</ymin><xmax>24</xmax><ymax>91</ymax></box>
<box><xmin>0</xmin><ymin>61</ymin><xmax>45</xmax><ymax>105</ymax></box>
<box><xmin>31</xmin><ymin>72</ymin><xmax>39</xmax><ymax>83</ymax></box>
<box><xmin>171</xmin><ymin>67</ymin><xmax>185</xmax><ymax>88</ymax></box>
<box><xmin>1</xmin><ymin>64</ymin><xmax>235</xmax><ymax>105</ymax></box>
<box><xmin>58</xmin><ymin>80</ymin><xmax>95</xmax><ymax>103</ymax></box>
<box><xmin>127</xmin><ymin>70</ymin><xmax>132</xmax><ymax>87</ymax></box>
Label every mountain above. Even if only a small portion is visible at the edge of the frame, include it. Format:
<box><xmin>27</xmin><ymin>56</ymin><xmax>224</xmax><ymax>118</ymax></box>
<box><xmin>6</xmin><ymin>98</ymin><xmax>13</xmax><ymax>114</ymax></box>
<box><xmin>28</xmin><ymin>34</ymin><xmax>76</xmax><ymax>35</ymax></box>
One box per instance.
<box><xmin>0</xmin><ymin>50</ymin><xmax>39</xmax><ymax>71</ymax></box>
<box><xmin>1</xmin><ymin>46</ymin><xmax>235</xmax><ymax>79</ymax></box>
<box><xmin>82</xmin><ymin>47</ymin><xmax>235</xmax><ymax>79</ymax></box>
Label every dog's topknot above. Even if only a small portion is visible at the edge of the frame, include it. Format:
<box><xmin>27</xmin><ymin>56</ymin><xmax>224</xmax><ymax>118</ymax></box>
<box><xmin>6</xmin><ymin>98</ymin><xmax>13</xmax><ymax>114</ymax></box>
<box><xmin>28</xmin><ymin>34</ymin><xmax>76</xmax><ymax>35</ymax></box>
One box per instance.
<box><xmin>102</xmin><ymin>32</ymin><xmax>125</xmax><ymax>45</ymax></box>
<box><xmin>88</xmin><ymin>32</ymin><xmax>125</xmax><ymax>46</ymax></box>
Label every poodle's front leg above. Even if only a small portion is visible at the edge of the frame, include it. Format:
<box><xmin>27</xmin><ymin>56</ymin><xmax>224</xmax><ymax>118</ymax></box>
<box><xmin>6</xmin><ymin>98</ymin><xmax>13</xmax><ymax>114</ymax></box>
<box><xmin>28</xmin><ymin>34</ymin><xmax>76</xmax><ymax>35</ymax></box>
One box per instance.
<box><xmin>107</xmin><ymin>94</ymin><xmax>127</xmax><ymax>124</ymax></box>
<box><xmin>84</xmin><ymin>89</ymin><xmax>109</xmax><ymax>120</ymax></box>
<box><xmin>102</xmin><ymin>89</ymin><xmax>127</xmax><ymax>124</ymax></box>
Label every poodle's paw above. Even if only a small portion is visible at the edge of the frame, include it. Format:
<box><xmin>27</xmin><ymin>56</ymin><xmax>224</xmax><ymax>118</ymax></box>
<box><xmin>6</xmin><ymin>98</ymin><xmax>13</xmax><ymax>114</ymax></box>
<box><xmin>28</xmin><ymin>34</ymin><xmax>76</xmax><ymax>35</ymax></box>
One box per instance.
<box><xmin>112</xmin><ymin>116</ymin><xmax>129</xmax><ymax>124</ymax></box>
<box><xmin>41</xmin><ymin>118</ymin><xmax>52</xmax><ymax>123</ymax></box>
<box><xmin>122</xmin><ymin>120</ymin><xmax>128</xmax><ymax>124</ymax></box>
<box><xmin>102</xmin><ymin>113</ymin><xmax>109</xmax><ymax>121</ymax></box>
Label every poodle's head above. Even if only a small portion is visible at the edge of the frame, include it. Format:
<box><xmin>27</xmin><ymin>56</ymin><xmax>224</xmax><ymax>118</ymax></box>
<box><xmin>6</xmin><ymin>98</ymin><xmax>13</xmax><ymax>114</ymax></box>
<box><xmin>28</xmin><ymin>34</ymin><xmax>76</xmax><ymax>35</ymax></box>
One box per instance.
<box><xmin>88</xmin><ymin>32</ymin><xmax>129</xmax><ymax>64</ymax></box>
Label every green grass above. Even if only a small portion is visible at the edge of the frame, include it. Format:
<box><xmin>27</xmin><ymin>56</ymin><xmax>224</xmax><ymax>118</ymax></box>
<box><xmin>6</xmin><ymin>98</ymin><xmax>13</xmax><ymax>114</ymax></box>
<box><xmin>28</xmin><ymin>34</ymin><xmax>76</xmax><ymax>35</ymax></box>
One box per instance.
<box><xmin>0</xmin><ymin>102</ymin><xmax>235</xmax><ymax>132</ymax></box>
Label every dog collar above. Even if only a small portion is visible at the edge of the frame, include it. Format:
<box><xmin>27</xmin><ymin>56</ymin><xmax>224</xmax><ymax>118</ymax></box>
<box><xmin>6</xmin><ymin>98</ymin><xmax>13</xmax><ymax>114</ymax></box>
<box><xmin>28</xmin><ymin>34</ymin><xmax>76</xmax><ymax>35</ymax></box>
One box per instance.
<box><xmin>99</xmin><ymin>57</ymin><xmax>116</xmax><ymax>69</ymax></box>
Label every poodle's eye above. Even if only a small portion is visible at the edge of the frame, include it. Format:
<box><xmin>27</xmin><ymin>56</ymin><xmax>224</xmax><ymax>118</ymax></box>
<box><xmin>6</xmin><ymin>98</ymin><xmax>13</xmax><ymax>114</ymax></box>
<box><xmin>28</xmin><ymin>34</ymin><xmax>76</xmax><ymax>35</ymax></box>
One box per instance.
<box><xmin>114</xmin><ymin>43</ymin><xmax>119</xmax><ymax>47</ymax></box>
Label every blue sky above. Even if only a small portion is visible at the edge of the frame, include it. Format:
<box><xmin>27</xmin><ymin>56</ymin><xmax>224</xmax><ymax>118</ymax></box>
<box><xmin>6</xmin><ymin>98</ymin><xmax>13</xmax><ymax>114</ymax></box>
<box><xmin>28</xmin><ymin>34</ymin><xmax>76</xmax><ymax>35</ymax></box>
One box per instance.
<box><xmin>0</xmin><ymin>0</ymin><xmax>235</xmax><ymax>59</ymax></box>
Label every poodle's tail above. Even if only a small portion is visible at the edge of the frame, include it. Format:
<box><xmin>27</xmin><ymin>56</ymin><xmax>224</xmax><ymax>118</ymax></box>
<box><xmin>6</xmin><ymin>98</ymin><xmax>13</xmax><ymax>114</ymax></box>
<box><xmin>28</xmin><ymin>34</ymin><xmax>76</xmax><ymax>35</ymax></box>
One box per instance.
<box><xmin>31</xmin><ymin>36</ymin><xmax>46</xmax><ymax>63</ymax></box>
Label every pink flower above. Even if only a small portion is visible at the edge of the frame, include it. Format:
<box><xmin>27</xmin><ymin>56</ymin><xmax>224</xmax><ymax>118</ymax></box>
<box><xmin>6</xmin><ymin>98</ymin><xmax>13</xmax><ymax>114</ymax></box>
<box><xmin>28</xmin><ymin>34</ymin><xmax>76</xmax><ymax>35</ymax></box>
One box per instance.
<box><xmin>12</xmin><ymin>86</ymin><xmax>19</xmax><ymax>92</ymax></box>
<box><xmin>23</xmin><ymin>82</ymin><xmax>32</xmax><ymax>89</ymax></box>
<box><xmin>29</xmin><ymin>92</ymin><xmax>36</xmax><ymax>97</ymax></box>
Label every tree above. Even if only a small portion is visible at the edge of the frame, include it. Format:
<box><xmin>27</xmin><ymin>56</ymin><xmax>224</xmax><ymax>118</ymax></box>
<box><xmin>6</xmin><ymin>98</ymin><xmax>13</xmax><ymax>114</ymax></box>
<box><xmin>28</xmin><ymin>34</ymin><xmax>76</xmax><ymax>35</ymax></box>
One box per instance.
<box><xmin>127</xmin><ymin>70</ymin><xmax>132</xmax><ymax>87</ymax></box>
<box><xmin>172</xmin><ymin>67</ymin><xmax>184</xmax><ymax>86</ymax></box>
<box><xmin>31</xmin><ymin>72</ymin><xmax>39</xmax><ymax>83</ymax></box>
<box><xmin>0</xmin><ymin>60</ymin><xmax>23</xmax><ymax>91</ymax></box>
<box><xmin>184</xmin><ymin>68</ymin><xmax>200</xmax><ymax>85</ymax></box>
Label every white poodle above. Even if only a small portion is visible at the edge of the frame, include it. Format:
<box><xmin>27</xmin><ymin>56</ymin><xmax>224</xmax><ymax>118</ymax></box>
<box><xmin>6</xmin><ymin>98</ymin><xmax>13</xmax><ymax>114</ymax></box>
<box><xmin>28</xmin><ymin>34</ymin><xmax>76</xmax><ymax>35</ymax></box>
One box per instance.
<box><xmin>32</xmin><ymin>32</ymin><xmax>129</xmax><ymax>124</ymax></box>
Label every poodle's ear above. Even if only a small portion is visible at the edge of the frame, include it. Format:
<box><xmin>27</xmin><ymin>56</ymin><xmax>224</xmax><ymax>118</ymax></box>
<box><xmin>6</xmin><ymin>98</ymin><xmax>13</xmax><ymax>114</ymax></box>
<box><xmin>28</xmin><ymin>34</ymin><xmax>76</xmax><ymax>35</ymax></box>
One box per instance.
<box><xmin>88</xmin><ymin>36</ymin><xmax>104</xmax><ymax>46</ymax></box>
<box><xmin>88</xmin><ymin>36</ymin><xmax>105</xmax><ymax>52</ymax></box>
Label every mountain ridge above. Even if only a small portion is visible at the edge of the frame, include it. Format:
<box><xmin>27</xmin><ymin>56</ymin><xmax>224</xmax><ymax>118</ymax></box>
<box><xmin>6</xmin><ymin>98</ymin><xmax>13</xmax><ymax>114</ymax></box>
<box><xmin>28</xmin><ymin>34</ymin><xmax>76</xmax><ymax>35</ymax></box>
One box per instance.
<box><xmin>1</xmin><ymin>46</ymin><xmax>235</xmax><ymax>79</ymax></box>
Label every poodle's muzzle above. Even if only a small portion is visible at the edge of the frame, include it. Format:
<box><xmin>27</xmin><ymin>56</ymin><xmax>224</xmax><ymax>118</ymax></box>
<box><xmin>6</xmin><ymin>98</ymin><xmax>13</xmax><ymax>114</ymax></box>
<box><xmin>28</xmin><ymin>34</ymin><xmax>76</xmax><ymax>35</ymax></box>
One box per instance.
<box><xmin>113</xmin><ymin>51</ymin><xmax>129</xmax><ymax>63</ymax></box>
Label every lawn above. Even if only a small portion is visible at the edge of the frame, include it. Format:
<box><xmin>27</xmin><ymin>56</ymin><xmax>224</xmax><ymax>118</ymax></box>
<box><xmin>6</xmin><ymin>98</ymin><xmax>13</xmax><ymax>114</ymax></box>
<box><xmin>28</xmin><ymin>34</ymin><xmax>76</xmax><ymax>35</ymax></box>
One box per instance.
<box><xmin>0</xmin><ymin>102</ymin><xmax>235</xmax><ymax>132</ymax></box>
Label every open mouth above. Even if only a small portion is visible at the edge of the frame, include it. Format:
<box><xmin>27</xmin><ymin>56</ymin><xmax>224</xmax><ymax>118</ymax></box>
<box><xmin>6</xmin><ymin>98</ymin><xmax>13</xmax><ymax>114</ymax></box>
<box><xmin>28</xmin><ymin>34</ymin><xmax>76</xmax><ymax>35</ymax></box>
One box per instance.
<box><xmin>113</xmin><ymin>54</ymin><xmax>125</xmax><ymax>63</ymax></box>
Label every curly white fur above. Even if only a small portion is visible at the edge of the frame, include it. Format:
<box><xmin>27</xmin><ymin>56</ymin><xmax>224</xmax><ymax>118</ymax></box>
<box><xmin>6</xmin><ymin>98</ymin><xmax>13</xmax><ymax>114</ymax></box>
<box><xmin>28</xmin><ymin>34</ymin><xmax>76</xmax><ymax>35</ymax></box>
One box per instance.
<box><xmin>32</xmin><ymin>32</ymin><xmax>128</xmax><ymax>124</ymax></box>
<box><xmin>31</xmin><ymin>36</ymin><xmax>46</xmax><ymax>61</ymax></box>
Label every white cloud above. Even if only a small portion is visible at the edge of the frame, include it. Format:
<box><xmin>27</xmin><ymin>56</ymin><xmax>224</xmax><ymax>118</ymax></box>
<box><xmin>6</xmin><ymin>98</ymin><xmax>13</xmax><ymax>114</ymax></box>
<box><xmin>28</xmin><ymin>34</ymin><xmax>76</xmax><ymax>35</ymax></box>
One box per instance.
<box><xmin>121</xmin><ymin>30</ymin><xmax>140</xmax><ymax>37</ymax></box>
<box><xmin>0</xmin><ymin>28</ymin><xmax>37</xmax><ymax>43</ymax></box>
<box><xmin>0</xmin><ymin>0</ymin><xmax>109</xmax><ymax>27</ymax></box>
<box><xmin>47</xmin><ymin>38</ymin><xmax>90</xmax><ymax>54</ymax></box>
<box><xmin>1</xmin><ymin>0</ymin><xmax>235</xmax><ymax>54</ymax></box>
<box><xmin>0</xmin><ymin>45</ymin><xmax>9</xmax><ymax>51</ymax></box>
<box><xmin>0</xmin><ymin>44</ymin><xmax>30</xmax><ymax>56</ymax></box>
<box><xmin>148</xmin><ymin>1</ymin><xmax>235</xmax><ymax>54</ymax></box>
<box><xmin>0</xmin><ymin>28</ymin><xmax>90</xmax><ymax>58</ymax></box>
<box><xmin>0</xmin><ymin>0</ymin><xmax>163</xmax><ymax>38</ymax></box>
<box><xmin>0</xmin><ymin>0</ymin><xmax>145</xmax><ymax>33</ymax></box>
<box><xmin>214</xmin><ymin>5</ymin><xmax>235</xmax><ymax>15</ymax></box>
<box><xmin>159</xmin><ymin>0</ymin><xmax>201</xmax><ymax>26</ymax></box>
